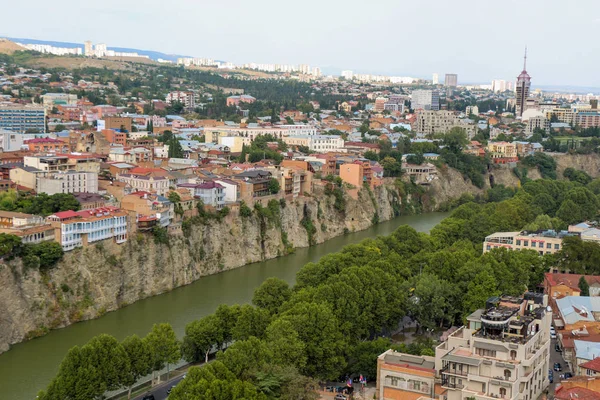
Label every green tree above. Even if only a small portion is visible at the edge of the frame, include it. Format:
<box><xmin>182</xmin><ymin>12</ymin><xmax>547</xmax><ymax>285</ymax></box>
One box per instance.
<box><xmin>381</xmin><ymin>156</ymin><xmax>402</xmax><ymax>177</ymax></box>
<box><xmin>121</xmin><ymin>335</ymin><xmax>152</xmax><ymax>399</ymax></box>
<box><xmin>252</xmin><ymin>277</ymin><xmax>292</xmax><ymax>315</ymax></box>
<box><xmin>233</xmin><ymin>305</ymin><xmax>271</xmax><ymax>341</ymax></box>
<box><xmin>268</xmin><ymin>178</ymin><xmax>280</xmax><ymax>194</ymax></box>
<box><xmin>442</xmin><ymin>127</ymin><xmax>469</xmax><ymax>153</ymax></box>
<box><xmin>265</xmin><ymin>319</ymin><xmax>307</xmax><ymax>369</ymax></box>
<box><xmin>579</xmin><ymin>276</ymin><xmax>590</xmax><ymax>296</ymax></box>
<box><xmin>346</xmin><ymin>338</ymin><xmax>391</xmax><ymax>380</ymax></box>
<box><xmin>363</xmin><ymin>150</ymin><xmax>379</xmax><ymax>161</ymax></box>
<box><xmin>0</xmin><ymin>233</ymin><xmax>22</xmax><ymax>258</ymax></box>
<box><xmin>183</xmin><ymin>314</ymin><xmax>223</xmax><ymax>363</ymax></box>
<box><xmin>168</xmin><ymin>137</ymin><xmax>184</xmax><ymax>158</ymax></box>
<box><xmin>463</xmin><ymin>271</ymin><xmax>500</xmax><ymax>316</ymax></box>
<box><xmin>145</xmin><ymin>323</ymin><xmax>181</xmax><ymax>383</ymax></box>
<box><xmin>217</xmin><ymin>337</ymin><xmax>272</xmax><ymax>379</ymax></box>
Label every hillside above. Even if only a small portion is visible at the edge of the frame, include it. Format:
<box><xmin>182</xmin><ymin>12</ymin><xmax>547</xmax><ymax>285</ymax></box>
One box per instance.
<box><xmin>0</xmin><ymin>38</ymin><xmax>25</xmax><ymax>55</ymax></box>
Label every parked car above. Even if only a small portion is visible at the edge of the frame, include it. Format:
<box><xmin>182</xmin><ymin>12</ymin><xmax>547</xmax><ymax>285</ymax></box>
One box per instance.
<box><xmin>554</xmin><ymin>362</ymin><xmax>562</xmax><ymax>371</ymax></box>
<box><xmin>142</xmin><ymin>395</ymin><xmax>155</xmax><ymax>400</ymax></box>
<box><xmin>564</xmin><ymin>372</ymin><xmax>573</xmax><ymax>379</ymax></box>
<box><xmin>550</xmin><ymin>326</ymin><xmax>557</xmax><ymax>339</ymax></box>
<box><xmin>555</xmin><ymin>343</ymin><xmax>562</xmax><ymax>352</ymax></box>
<box><xmin>548</xmin><ymin>370</ymin><xmax>553</xmax><ymax>383</ymax></box>
<box><xmin>335</xmin><ymin>395</ymin><xmax>348</xmax><ymax>400</ymax></box>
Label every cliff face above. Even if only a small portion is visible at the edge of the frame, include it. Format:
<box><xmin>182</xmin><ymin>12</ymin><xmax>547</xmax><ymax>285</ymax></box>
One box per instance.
<box><xmin>4</xmin><ymin>153</ymin><xmax>597</xmax><ymax>353</ymax></box>
<box><xmin>0</xmin><ymin>184</ymin><xmax>399</xmax><ymax>353</ymax></box>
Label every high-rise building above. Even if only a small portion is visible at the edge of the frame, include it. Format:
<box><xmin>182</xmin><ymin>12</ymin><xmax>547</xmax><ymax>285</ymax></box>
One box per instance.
<box><xmin>84</xmin><ymin>41</ymin><xmax>93</xmax><ymax>56</ymax></box>
<box><xmin>0</xmin><ymin>104</ymin><xmax>46</xmax><ymax>134</ymax></box>
<box><xmin>444</xmin><ymin>73</ymin><xmax>458</xmax><ymax>87</ymax></box>
<box><xmin>95</xmin><ymin>43</ymin><xmax>107</xmax><ymax>57</ymax></box>
<box><xmin>432</xmin><ymin>73</ymin><xmax>439</xmax><ymax>85</ymax></box>
<box><xmin>341</xmin><ymin>70</ymin><xmax>353</xmax><ymax>80</ymax></box>
<box><xmin>516</xmin><ymin>48</ymin><xmax>531</xmax><ymax>117</ymax></box>
<box><xmin>492</xmin><ymin>79</ymin><xmax>508</xmax><ymax>93</ymax></box>
<box><xmin>411</xmin><ymin>90</ymin><xmax>440</xmax><ymax>111</ymax></box>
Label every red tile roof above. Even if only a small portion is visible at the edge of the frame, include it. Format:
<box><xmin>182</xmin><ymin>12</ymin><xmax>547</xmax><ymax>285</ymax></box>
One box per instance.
<box><xmin>581</xmin><ymin>357</ymin><xmax>600</xmax><ymax>373</ymax></box>
<box><xmin>545</xmin><ymin>273</ymin><xmax>600</xmax><ymax>290</ymax></box>
<box><xmin>51</xmin><ymin>210</ymin><xmax>80</xmax><ymax>220</ymax></box>
<box><xmin>554</xmin><ymin>387</ymin><xmax>600</xmax><ymax>400</ymax></box>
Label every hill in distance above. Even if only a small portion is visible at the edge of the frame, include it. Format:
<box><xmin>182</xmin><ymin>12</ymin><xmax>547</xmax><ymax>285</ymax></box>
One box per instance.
<box><xmin>0</xmin><ymin>38</ymin><xmax>25</xmax><ymax>54</ymax></box>
<box><xmin>2</xmin><ymin>37</ymin><xmax>190</xmax><ymax>62</ymax></box>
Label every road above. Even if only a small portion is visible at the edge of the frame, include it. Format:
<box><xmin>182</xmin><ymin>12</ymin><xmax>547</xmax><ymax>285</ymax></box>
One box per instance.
<box><xmin>548</xmin><ymin>337</ymin><xmax>571</xmax><ymax>398</ymax></box>
<box><xmin>132</xmin><ymin>374</ymin><xmax>186</xmax><ymax>400</ymax></box>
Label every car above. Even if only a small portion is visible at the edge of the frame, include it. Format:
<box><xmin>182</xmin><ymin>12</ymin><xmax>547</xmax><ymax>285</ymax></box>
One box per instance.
<box><xmin>555</xmin><ymin>343</ymin><xmax>562</xmax><ymax>352</ymax></box>
<box><xmin>548</xmin><ymin>371</ymin><xmax>553</xmax><ymax>383</ymax></box>
<box><xmin>142</xmin><ymin>395</ymin><xmax>155</xmax><ymax>400</ymax></box>
<box><xmin>335</xmin><ymin>395</ymin><xmax>348</xmax><ymax>400</ymax></box>
<box><xmin>550</xmin><ymin>326</ymin><xmax>556</xmax><ymax>333</ymax></box>
<box><xmin>554</xmin><ymin>362</ymin><xmax>562</xmax><ymax>371</ymax></box>
<box><xmin>564</xmin><ymin>372</ymin><xmax>573</xmax><ymax>379</ymax></box>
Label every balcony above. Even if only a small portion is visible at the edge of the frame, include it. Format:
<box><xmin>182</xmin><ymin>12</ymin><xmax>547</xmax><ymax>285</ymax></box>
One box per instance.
<box><xmin>441</xmin><ymin>365</ymin><xmax>468</xmax><ymax>377</ymax></box>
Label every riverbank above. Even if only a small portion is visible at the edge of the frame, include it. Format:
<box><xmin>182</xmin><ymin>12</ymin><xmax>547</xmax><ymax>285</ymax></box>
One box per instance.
<box><xmin>0</xmin><ymin>211</ymin><xmax>450</xmax><ymax>400</ymax></box>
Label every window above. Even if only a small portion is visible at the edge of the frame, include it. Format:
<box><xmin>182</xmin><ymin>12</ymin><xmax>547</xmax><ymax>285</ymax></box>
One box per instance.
<box><xmin>516</xmin><ymin>239</ymin><xmax>521</xmax><ymax>245</ymax></box>
<box><xmin>531</xmin><ymin>242</ymin><xmax>536</xmax><ymax>248</ymax></box>
<box><xmin>547</xmin><ymin>243</ymin><xmax>551</xmax><ymax>249</ymax></box>
<box><xmin>500</xmin><ymin>388</ymin><xmax>507</xmax><ymax>397</ymax></box>
<box><xmin>524</xmin><ymin>240</ymin><xmax>529</xmax><ymax>246</ymax></box>
<box><xmin>504</xmin><ymin>369</ymin><xmax>512</xmax><ymax>379</ymax></box>
<box><xmin>510</xmin><ymin>350</ymin><xmax>517</xmax><ymax>360</ymax></box>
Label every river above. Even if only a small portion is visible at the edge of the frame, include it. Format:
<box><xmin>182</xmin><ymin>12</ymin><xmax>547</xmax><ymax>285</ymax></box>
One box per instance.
<box><xmin>0</xmin><ymin>212</ymin><xmax>448</xmax><ymax>400</ymax></box>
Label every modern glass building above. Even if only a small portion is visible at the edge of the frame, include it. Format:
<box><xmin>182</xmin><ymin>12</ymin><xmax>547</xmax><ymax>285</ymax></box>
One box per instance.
<box><xmin>0</xmin><ymin>104</ymin><xmax>46</xmax><ymax>134</ymax></box>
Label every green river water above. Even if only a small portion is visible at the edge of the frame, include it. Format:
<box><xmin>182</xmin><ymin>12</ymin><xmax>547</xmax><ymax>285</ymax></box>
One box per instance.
<box><xmin>0</xmin><ymin>212</ymin><xmax>449</xmax><ymax>400</ymax></box>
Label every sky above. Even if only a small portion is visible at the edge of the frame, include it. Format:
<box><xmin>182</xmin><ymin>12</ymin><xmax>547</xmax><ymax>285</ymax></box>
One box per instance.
<box><xmin>2</xmin><ymin>0</ymin><xmax>600</xmax><ymax>87</ymax></box>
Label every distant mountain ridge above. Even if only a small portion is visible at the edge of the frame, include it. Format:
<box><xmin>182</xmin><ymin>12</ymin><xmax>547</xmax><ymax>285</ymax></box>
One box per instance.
<box><xmin>2</xmin><ymin>37</ymin><xmax>190</xmax><ymax>62</ymax></box>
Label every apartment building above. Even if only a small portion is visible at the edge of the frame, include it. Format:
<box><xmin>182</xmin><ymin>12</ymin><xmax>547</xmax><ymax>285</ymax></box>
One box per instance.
<box><xmin>47</xmin><ymin>207</ymin><xmax>128</xmax><ymax>251</ymax></box>
<box><xmin>574</xmin><ymin>111</ymin><xmax>600</xmax><ymax>129</ymax></box>
<box><xmin>166</xmin><ymin>91</ymin><xmax>195</xmax><ymax>109</ymax></box>
<box><xmin>101</xmin><ymin>116</ymin><xmax>133</xmax><ymax>132</ymax></box>
<box><xmin>0</xmin><ymin>103</ymin><xmax>46</xmax><ymax>134</ymax></box>
<box><xmin>402</xmin><ymin>163</ymin><xmax>438</xmax><ymax>185</ymax></box>
<box><xmin>412</xmin><ymin>90</ymin><xmax>440</xmax><ymax>111</ymax></box>
<box><xmin>376</xmin><ymin>351</ymin><xmax>437</xmax><ymax>400</ymax></box>
<box><xmin>117</xmin><ymin>174</ymin><xmax>170</xmax><ymax>196</ymax></box>
<box><xmin>483</xmin><ymin>230</ymin><xmax>566</xmax><ymax>255</ymax></box>
<box><xmin>414</xmin><ymin>111</ymin><xmax>476</xmax><ymax>138</ymax></box>
<box><xmin>177</xmin><ymin>181</ymin><xmax>225</xmax><ymax>210</ymax></box>
<box><xmin>121</xmin><ymin>191</ymin><xmax>173</xmax><ymax>228</ymax></box>
<box><xmin>25</xmin><ymin>137</ymin><xmax>70</xmax><ymax>153</ymax></box>
<box><xmin>24</xmin><ymin>155</ymin><xmax>70</xmax><ymax>172</ymax></box>
<box><xmin>0</xmin><ymin>128</ymin><xmax>24</xmax><ymax>152</ymax></box>
<box><xmin>36</xmin><ymin>171</ymin><xmax>98</xmax><ymax>195</ymax></box>
<box><xmin>214</xmin><ymin>179</ymin><xmax>240</xmax><ymax>203</ymax></box>
<box><xmin>41</xmin><ymin>93</ymin><xmax>78</xmax><ymax>110</ymax></box>
<box><xmin>487</xmin><ymin>142</ymin><xmax>518</xmax><ymax>164</ymax></box>
<box><xmin>377</xmin><ymin>293</ymin><xmax>551</xmax><ymax>400</ymax></box>
<box><xmin>435</xmin><ymin>293</ymin><xmax>551</xmax><ymax>400</ymax></box>
<box><xmin>544</xmin><ymin>273</ymin><xmax>600</xmax><ymax>300</ymax></box>
<box><xmin>283</xmin><ymin>135</ymin><xmax>344</xmax><ymax>153</ymax></box>
<box><xmin>234</xmin><ymin>170</ymin><xmax>273</xmax><ymax>203</ymax></box>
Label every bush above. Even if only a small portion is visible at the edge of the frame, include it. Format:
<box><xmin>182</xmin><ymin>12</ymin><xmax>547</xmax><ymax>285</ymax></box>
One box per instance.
<box><xmin>152</xmin><ymin>226</ymin><xmax>169</xmax><ymax>245</ymax></box>
<box><xmin>239</xmin><ymin>201</ymin><xmax>252</xmax><ymax>217</ymax></box>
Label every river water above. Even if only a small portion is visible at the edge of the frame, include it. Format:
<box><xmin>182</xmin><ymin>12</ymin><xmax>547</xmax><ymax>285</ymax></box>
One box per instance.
<box><xmin>0</xmin><ymin>212</ymin><xmax>448</xmax><ymax>400</ymax></box>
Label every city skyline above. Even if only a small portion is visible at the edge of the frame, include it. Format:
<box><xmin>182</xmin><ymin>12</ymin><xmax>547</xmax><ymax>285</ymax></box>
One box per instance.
<box><xmin>2</xmin><ymin>0</ymin><xmax>600</xmax><ymax>86</ymax></box>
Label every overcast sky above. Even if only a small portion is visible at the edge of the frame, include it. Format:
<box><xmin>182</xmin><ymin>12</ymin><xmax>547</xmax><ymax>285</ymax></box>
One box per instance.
<box><xmin>2</xmin><ymin>0</ymin><xmax>600</xmax><ymax>87</ymax></box>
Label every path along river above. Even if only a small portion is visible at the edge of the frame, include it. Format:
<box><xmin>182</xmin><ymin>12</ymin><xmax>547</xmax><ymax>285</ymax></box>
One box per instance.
<box><xmin>0</xmin><ymin>212</ymin><xmax>449</xmax><ymax>400</ymax></box>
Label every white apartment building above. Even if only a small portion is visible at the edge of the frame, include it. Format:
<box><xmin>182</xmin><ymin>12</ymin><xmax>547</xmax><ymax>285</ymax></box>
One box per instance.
<box><xmin>47</xmin><ymin>207</ymin><xmax>128</xmax><ymax>252</ymax></box>
<box><xmin>0</xmin><ymin>128</ymin><xmax>24</xmax><ymax>151</ymax></box>
<box><xmin>283</xmin><ymin>135</ymin><xmax>344</xmax><ymax>153</ymax></box>
<box><xmin>341</xmin><ymin>70</ymin><xmax>354</xmax><ymax>80</ymax></box>
<box><xmin>415</xmin><ymin>110</ymin><xmax>477</xmax><ymax>138</ymax></box>
<box><xmin>36</xmin><ymin>171</ymin><xmax>98</xmax><ymax>195</ymax></box>
<box><xmin>276</xmin><ymin>124</ymin><xmax>318</xmax><ymax>135</ymax></box>
<box><xmin>436</xmin><ymin>293</ymin><xmax>551</xmax><ymax>400</ymax></box>
<box><xmin>165</xmin><ymin>91</ymin><xmax>195</xmax><ymax>108</ymax></box>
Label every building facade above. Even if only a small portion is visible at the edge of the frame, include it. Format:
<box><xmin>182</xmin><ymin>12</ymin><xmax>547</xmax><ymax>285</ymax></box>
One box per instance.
<box><xmin>412</xmin><ymin>90</ymin><xmax>440</xmax><ymax>111</ymax></box>
<box><xmin>444</xmin><ymin>74</ymin><xmax>458</xmax><ymax>87</ymax></box>
<box><xmin>516</xmin><ymin>50</ymin><xmax>531</xmax><ymax>117</ymax></box>
<box><xmin>0</xmin><ymin>104</ymin><xmax>46</xmax><ymax>134</ymax></box>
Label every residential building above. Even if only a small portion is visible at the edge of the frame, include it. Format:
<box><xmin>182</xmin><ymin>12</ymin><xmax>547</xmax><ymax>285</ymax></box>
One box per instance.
<box><xmin>84</xmin><ymin>40</ymin><xmax>93</xmax><ymax>56</ymax></box>
<box><xmin>41</xmin><ymin>93</ymin><xmax>78</xmax><ymax>110</ymax></box>
<box><xmin>432</xmin><ymin>73</ymin><xmax>439</xmax><ymax>85</ymax></box>
<box><xmin>376</xmin><ymin>350</ymin><xmax>437</xmax><ymax>400</ymax></box>
<box><xmin>483</xmin><ymin>230</ymin><xmax>567</xmax><ymax>255</ymax></box>
<box><xmin>414</xmin><ymin>110</ymin><xmax>477</xmax><ymax>138</ymax></box>
<box><xmin>339</xmin><ymin>161</ymin><xmax>379</xmax><ymax>189</ymax></box>
<box><xmin>574</xmin><ymin>111</ymin><xmax>600</xmax><ymax>129</ymax></box>
<box><xmin>402</xmin><ymin>163</ymin><xmax>438</xmax><ymax>185</ymax></box>
<box><xmin>101</xmin><ymin>116</ymin><xmax>133</xmax><ymax>132</ymax></box>
<box><xmin>0</xmin><ymin>223</ymin><xmax>55</xmax><ymax>245</ymax></box>
<box><xmin>47</xmin><ymin>207</ymin><xmax>128</xmax><ymax>251</ymax></box>
<box><xmin>117</xmin><ymin>174</ymin><xmax>170</xmax><ymax>196</ymax></box>
<box><xmin>0</xmin><ymin>211</ymin><xmax>44</xmax><ymax>228</ymax></box>
<box><xmin>214</xmin><ymin>179</ymin><xmax>240</xmax><ymax>203</ymax></box>
<box><xmin>121</xmin><ymin>191</ymin><xmax>173</xmax><ymax>228</ymax></box>
<box><xmin>109</xmin><ymin>146</ymin><xmax>153</xmax><ymax>164</ymax></box>
<box><xmin>375</xmin><ymin>97</ymin><xmax>387</xmax><ymax>112</ymax></box>
<box><xmin>24</xmin><ymin>137</ymin><xmax>70</xmax><ymax>153</ymax></box>
<box><xmin>166</xmin><ymin>91</ymin><xmax>195</xmax><ymax>109</ymax></box>
<box><xmin>177</xmin><ymin>181</ymin><xmax>225</xmax><ymax>209</ymax></box>
<box><xmin>36</xmin><ymin>171</ymin><xmax>99</xmax><ymax>195</ymax></box>
<box><xmin>9</xmin><ymin>166</ymin><xmax>43</xmax><ymax>190</ymax></box>
<box><xmin>341</xmin><ymin>70</ymin><xmax>353</xmax><ymax>80</ymax></box>
<box><xmin>434</xmin><ymin>292</ymin><xmax>551</xmax><ymax>400</ymax></box>
<box><xmin>444</xmin><ymin>74</ymin><xmax>458</xmax><ymax>87</ymax></box>
<box><xmin>544</xmin><ymin>273</ymin><xmax>600</xmax><ymax>300</ymax></box>
<box><xmin>226</xmin><ymin>95</ymin><xmax>256</xmax><ymax>107</ymax></box>
<box><xmin>514</xmin><ymin>141</ymin><xmax>543</xmax><ymax>157</ymax></box>
<box><xmin>516</xmin><ymin>50</ymin><xmax>531</xmax><ymax>117</ymax></box>
<box><xmin>24</xmin><ymin>155</ymin><xmax>70</xmax><ymax>172</ymax></box>
<box><xmin>411</xmin><ymin>90</ymin><xmax>440</xmax><ymax>111</ymax></box>
<box><xmin>465</xmin><ymin>106</ymin><xmax>479</xmax><ymax>116</ymax></box>
<box><xmin>0</xmin><ymin>128</ymin><xmax>24</xmax><ymax>151</ymax></box>
<box><xmin>234</xmin><ymin>170</ymin><xmax>273</xmax><ymax>203</ymax></box>
<box><xmin>73</xmin><ymin>192</ymin><xmax>106</xmax><ymax>210</ymax></box>
<box><xmin>0</xmin><ymin>103</ymin><xmax>46</xmax><ymax>134</ymax></box>
<box><xmin>486</xmin><ymin>141</ymin><xmax>518</xmax><ymax>164</ymax></box>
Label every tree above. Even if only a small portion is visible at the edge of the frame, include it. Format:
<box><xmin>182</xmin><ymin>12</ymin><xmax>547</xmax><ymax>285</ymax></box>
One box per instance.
<box><xmin>442</xmin><ymin>127</ymin><xmax>469</xmax><ymax>153</ymax></box>
<box><xmin>347</xmin><ymin>338</ymin><xmax>391</xmax><ymax>380</ymax></box>
<box><xmin>381</xmin><ymin>156</ymin><xmax>402</xmax><ymax>177</ymax></box>
<box><xmin>252</xmin><ymin>277</ymin><xmax>292</xmax><ymax>314</ymax></box>
<box><xmin>168</xmin><ymin>191</ymin><xmax>181</xmax><ymax>204</ymax></box>
<box><xmin>183</xmin><ymin>315</ymin><xmax>223</xmax><ymax>363</ymax></box>
<box><xmin>168</xmin><ymin>137</ymin><xmax>184</xmax><ymax>158</ymax></box>
<box><xmin>265</xmin><ymin>319</ymin><xmax>307</xmax><ymax>369</ymax></box>
<box><xmin>0</xmin><ymin>233</ymin><xmax>22</xmax><ymax>258</ymax></box>
<box><xmin>145</xmin><ymin>323</ymin><xmax>180</xmax><ymax>383</ymax></box>
<box><xmin>233</xmin><ymin>305</ymin><xmax>271</xmax><ymax>341</ymax></box>
<box><xmin>121</xmin><ymin>335</ymin><xmax>152</xmax><ymax>399</ymax></box>
<box><xmin>579</xmin><ymin>276</ymin><xmax>590</xmax><ymax>296</ymax></box>
<box><xmin>463</xmin><ymin>271</ymin><xmax>499</xmax><ymax>316</ymax></box>
<box><xmin>216</xmin><ymin>337</ymin><xmax>272</xmax><ymax>379</ymax></box>
<box><xmin>363</xmin><ymin>150</ymin><xmax>379</xmax><ymax>161</ymax></box>
<box><xmin>268</xmin><ymin>178</ymin><xmax>280</xmax><ymax>194</ymax></box>
<box><xmin>25</xmin><ymin>241</ymin><xmax>64</xmax><ymax>270</ymax></box>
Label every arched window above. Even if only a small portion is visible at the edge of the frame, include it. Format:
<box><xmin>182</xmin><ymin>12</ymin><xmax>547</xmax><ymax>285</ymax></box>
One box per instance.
<box><xmin>504</xmin><ymin>369</ymin><xmax>511</xmax><ymax>380</ymax></box>
<box><xmin>500</xmin><ymin>387</ymin><xmax>507</xmax><ymax>397</ymax></box>
<box><xmin>510</xmin><ymin>350</ymin><xmax>517</xmax><ymax>360</ymax></box>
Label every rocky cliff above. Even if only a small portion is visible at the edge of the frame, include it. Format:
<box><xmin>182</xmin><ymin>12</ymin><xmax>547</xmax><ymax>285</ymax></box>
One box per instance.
<box><xmin>3</xmin><ymin>153</ymin><xmax>599</xmax><ymax>353</ymax></box>
<box><xmin>0</xmin><ymin>183</ymin><xmax>401</xmax><ymax>353</ymax></box>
